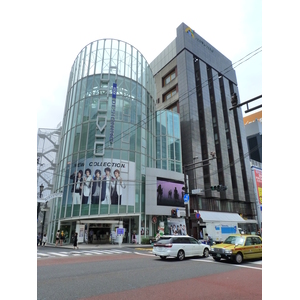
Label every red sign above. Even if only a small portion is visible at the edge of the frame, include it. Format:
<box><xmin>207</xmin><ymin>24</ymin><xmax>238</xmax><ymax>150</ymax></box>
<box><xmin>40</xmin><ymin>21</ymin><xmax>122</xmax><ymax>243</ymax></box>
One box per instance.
<box><xmin>195</xmin><ymin>212</ymin><xmax>200</xmax><ymax>219</ymax></box>
<box><xmin>254</xmin><ymin>169</ymin><xmax>262</xmax><ymax>205</ymax></box>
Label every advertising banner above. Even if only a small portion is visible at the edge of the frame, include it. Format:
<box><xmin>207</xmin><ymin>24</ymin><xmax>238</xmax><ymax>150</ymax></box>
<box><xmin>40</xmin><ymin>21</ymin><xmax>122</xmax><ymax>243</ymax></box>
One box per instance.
<box><xmin>253</xmin><ymin>168</ymin><xmax>262</xmax><ymax>205</ymax></box>
<box><xmin>166</xmin><ymin>218</ymin><xmax>187</xmax><ymax>235</ymax></box>
<box><xmin>157</xmin><ymin>178</ymin><xmax>185</xmax><ymax>207</ymax></box>
<box><xmin>68</xmin><ymin>158</ymin><xmax>136</xmax><ymax>206</ymax></box>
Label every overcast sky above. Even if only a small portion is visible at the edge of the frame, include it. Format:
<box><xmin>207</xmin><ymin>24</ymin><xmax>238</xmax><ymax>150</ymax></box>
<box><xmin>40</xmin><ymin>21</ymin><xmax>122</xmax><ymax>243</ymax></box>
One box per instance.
<box><xmin>34</xmin><ymin>0</ymin><xmax>262</xmax><ymax>130</ymax></box>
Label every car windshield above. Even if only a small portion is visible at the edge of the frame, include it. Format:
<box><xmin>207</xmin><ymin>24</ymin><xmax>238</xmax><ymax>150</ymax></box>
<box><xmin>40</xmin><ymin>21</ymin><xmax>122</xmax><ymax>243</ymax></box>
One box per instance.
<box><xmin>223</xmin><ymin>236</ymin><xmax>245</xmax><ymax>245</ymax></box>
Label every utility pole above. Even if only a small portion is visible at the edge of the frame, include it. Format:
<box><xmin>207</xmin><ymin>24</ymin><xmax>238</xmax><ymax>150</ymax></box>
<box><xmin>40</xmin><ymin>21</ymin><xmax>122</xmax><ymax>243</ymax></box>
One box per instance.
<box><xmin>37</xmin><ymin>184</ymin><xmax>44</xmax><ymax>220</ymax></box>
<box><xmin>183</xmin><ymin>152</ymin><xmax>217</xmax><ymax>236</ymax></box>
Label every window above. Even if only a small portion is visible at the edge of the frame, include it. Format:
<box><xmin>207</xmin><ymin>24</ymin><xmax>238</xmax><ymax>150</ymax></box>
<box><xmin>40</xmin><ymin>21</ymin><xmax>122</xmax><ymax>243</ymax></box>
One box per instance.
<box><xmin>163</xmin><ymin>87</ymin><xmax>177</xmax><ymax>102</ymax></box>
<box><xmin>163</xmin><ymin>69</ymin><xmax>176</xmax><ymax>86</ymax></box>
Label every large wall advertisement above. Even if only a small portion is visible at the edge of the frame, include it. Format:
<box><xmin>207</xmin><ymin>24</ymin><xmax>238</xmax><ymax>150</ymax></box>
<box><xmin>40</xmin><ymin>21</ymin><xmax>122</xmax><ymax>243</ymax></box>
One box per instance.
<box><xmin>157</xmin><ymin>178</ymin><xmax>185</xmax><ymax>207</ymax></box>
<box><xmin>253</xmin><ymin>168</ymin><xmax>262</xmax><ymax>205</ymax></box>
<box><xmin>68</xmin><ymin>158</ymin><xmax>136</xmax><ymax>206</ymax></box>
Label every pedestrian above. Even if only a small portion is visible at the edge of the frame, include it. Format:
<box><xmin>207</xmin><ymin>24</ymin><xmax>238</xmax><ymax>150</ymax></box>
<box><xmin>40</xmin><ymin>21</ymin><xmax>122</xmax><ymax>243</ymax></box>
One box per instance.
<box><xmin>155</xmin><ymin>230</ymin><xmax>160</xmax><ymax>241</ymax></box>
<box><xmin>199</xmin><ymin>229</ymin><xmax>203</xmax><ymax>239</ymax></box>
<box><xmin>42</xmin><ymin>233</ymin><xmax>47</xmax><ymax>247</ymax></box>
<box><xmin>55</xmin><ymin>230</ymin><xmax>60</xmax><ymax>246</ymax></box>
<box><xmin>59</xmin><ymin>230</ymin><xmax>65</xmax><ymax>246</ymax></box>
<box><xmin>73</xmin><ymin>232</ymin><xmax>79</xmax><ymax>249</ymax></box>
<box><xmin>37</xmin><ymin>232</ymin><xmax>41</xmax><ymax>246</ymax></box>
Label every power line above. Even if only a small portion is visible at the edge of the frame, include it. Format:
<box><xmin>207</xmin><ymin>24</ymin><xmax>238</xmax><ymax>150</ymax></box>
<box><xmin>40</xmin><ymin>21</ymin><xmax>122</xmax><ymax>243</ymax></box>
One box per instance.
<box><xmin>38</xmin><ymin>47</ymin><xmax>262</xmax><ymax>185</ymax></box>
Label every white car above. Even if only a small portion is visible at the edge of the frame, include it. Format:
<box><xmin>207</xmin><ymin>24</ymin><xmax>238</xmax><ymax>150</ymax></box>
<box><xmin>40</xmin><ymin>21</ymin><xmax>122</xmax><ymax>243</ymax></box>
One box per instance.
<box><xmin>152</xmin><ymin>235</ymin><xmax>210</xmax><ymax>261</ymax></box>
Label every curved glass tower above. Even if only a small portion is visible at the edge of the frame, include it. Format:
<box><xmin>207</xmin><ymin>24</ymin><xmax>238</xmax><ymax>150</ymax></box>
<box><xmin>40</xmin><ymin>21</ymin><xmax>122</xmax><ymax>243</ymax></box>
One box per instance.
<box><xmin>48</xmin><ymin>39</ymin><xmax>157</xmax><ymax>243</ymax></box>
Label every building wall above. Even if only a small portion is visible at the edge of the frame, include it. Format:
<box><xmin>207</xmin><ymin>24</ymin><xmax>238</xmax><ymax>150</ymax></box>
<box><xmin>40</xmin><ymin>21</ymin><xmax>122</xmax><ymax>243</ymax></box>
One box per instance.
<box><xmin>151</xmin><ymin>23</ymin><xmax>257</xmax><ymax>219</ymax></box>
<box><xmin>48</xmin><ymin>39</ymin><xmax>159</xmax><ymax>242</ymax></box>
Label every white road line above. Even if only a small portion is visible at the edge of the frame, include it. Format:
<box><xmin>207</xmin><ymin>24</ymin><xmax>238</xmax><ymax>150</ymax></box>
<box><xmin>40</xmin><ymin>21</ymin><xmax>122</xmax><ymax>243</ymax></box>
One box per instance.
<box><xmin>37</xmin><ymin>252</ymin><xmax>51</xmax><ymax>256</ymax></box>
<box><xmin>191</xmin><ymin>258</ymin><xmax>262</xmax><ymax>270</ymax></box>
<box><xmin>134</xmin><ymin>252</ymin><xmax>155</xmax><ymax>257</ymax></box>
<box><xmin>47</xmin><ymin>252</ymin><xmax>69</xmax><ymax>257</ymax></box>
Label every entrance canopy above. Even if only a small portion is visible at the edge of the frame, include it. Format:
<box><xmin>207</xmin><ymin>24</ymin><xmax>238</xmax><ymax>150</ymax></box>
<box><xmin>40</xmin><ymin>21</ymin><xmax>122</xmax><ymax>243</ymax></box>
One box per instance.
<box><xmin>199</xmin><ymin>211</ymin><xmax>248</xmax><ymax>223</ymax></box>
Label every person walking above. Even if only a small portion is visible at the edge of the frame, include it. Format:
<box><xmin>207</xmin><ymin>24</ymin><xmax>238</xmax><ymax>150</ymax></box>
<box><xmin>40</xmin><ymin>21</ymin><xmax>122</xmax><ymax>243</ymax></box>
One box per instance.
<box><xmin>59</xmin><ymin>230</ymin><xmax>65</xmax><ymax>246</ymax></box>
<box><xmin>37</xmin><ymin>232</ymin><xmax>41</xmax><ymax>246</ymax></box>
<box><xmin>55</xmin><ymin>230</ymin><xmax>60</xmax><ymax>246</ymax></box>
<box><xmin>42</xmin><ymin>233</ymin><xmax>47</xmax><ymax>247</ymax></box>
<box><xmin>73</xmin><ymin>232</ymin><xmax>79</xmax><ymax>249</ymax></box>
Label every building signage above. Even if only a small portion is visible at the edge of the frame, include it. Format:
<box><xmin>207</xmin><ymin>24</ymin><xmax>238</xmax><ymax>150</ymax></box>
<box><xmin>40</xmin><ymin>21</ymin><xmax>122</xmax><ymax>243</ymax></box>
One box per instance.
<box><xmin>110</xmin><ymin>83</ymin><xmax>117</xmax><ymax>145</ymax></box>
<box><xmin>185</xmin><ymin>26</ymin><xmax>214</xmax><ymax>53</ymax></box>
<box><xmin>253</xmin><ymin>168</ymin><xmax>262</xmax><ymax>205</ymax></box>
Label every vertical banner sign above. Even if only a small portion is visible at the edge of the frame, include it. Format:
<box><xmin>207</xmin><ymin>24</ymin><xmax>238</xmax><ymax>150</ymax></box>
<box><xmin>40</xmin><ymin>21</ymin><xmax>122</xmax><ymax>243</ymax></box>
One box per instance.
<box><xmin>110</xmin><ymin>83</ymin><xmax>117</xmax><ymax>145</ymax></box>
<box><xmin>254</xmin><ymin>168</ymin><xmax>262</xmax><ymax>205</ymax></box>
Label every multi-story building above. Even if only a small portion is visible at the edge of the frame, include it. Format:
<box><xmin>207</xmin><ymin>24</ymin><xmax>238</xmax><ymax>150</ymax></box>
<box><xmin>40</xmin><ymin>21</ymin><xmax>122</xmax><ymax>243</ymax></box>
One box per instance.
<box><xmin>43</xmin><ymin>23</ymin><xmax>259</xmax><ymax>244</ymax></box>
<box><xmin>46</xmin><ymin>39</ymin><xmax>185</xmax><ymax>244</ymax></box>
<box><xmin>151</xmin><ymin>23</ymin><xmax>257</xmax><ymax>237</ymax></box>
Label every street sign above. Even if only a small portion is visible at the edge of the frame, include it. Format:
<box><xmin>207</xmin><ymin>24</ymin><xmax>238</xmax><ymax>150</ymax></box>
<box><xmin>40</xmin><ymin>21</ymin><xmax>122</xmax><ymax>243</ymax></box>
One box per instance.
<box><xmin>195</xmin><ymin>212</ymin><xmax>201</xmax><ymax>219</ymax></box>
<box><xmin>191</xmin><ymin>188</ymin><xmax>204</xmax><ymax>194</ymax></box>
<box><xmin>184</xmin><ymin>194</ymin><xmax>189</xmax><ymax>203</ymax></box>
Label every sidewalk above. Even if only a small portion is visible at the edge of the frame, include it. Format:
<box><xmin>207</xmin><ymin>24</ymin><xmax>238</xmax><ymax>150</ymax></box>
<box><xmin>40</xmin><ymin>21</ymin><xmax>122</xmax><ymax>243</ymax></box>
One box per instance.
<box><xmin>40</xmin><ymin>242</ymin><xmax>153</xmax><ymax>250</ymax></box>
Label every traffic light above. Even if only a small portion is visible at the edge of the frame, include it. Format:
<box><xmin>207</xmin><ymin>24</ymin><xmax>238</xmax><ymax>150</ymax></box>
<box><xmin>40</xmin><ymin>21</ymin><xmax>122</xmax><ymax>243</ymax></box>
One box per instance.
<box><xmin>171</xmin><ymin>209</ymin><xmax>177</xmax><ymax>217</ymax></box>
<box><xmin>231</xmin><ymin>93</ymin><xmax>238</xmax><ymax>106</ymax></box>
<box><xmin>211</xmin><ymin>185</ymin><xmax>227</xmax><ymax>192</ymax></box>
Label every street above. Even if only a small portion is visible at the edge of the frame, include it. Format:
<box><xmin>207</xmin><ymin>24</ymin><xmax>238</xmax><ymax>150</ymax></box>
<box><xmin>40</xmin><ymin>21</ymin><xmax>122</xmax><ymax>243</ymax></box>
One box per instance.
<box><xmin>37</xmin><ymin>247</ymin><xmax>262</xmax><ymax>300</ymax></box>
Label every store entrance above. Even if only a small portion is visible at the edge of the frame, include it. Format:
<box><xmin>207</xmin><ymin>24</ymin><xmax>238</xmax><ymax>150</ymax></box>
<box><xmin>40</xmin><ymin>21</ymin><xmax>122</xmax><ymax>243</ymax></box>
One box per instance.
<box><xmin>88</xmin><ymin>224</ymin><xmax>111</xmax><ymax>244</ymax></box>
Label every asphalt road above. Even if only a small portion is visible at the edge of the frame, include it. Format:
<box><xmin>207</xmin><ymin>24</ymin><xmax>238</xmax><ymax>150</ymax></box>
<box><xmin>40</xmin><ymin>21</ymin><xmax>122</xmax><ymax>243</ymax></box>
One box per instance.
<box><xmin>37</xmin><ymin>249</ymin><xmax>262</xmax><ymax>300</ymax></box>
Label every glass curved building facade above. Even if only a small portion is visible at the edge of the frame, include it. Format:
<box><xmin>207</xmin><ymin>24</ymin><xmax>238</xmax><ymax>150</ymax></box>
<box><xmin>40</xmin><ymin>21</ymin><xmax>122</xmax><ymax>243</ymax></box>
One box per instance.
<box><xmin>48</xmin><ymin>39</ymin><xmax>183</xmax><ymax>244</ymax></box>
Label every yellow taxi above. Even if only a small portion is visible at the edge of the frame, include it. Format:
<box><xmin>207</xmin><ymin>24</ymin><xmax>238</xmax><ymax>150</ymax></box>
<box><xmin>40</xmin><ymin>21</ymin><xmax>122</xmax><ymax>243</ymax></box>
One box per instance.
<box><xmin>209</xmin><ymin>234</ymin><xmax>262</xmax><ymax>264</ymax></box>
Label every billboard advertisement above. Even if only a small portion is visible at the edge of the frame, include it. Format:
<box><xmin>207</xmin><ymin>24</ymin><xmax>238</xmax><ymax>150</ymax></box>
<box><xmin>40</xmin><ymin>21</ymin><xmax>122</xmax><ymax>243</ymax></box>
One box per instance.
<box><xmin>253</xmin><ymin>168</ymin><xmax>262</xmax><ymax>205</ymax></box>
<box><xmin>157</xmin><ymin>178</ymin><xmax>185</xmax><ymax>207</ymax></box>
<box><xmin>68</xmin><ymin>158</ymin><xmax>136</xmax><ymax>206</ymax></box>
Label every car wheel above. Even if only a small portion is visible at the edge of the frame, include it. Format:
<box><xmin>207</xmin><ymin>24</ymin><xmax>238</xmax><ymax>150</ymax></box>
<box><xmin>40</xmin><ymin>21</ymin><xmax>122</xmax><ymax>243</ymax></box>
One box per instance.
<box><xmin>235</xmin><ymin>252</ymin><xmax>243</xmax><ymax>264</ymax></box>
<box><xmin>177</xmin><ymin>250</ymin><xmax>185</xmax><ymax>261</ymax></box>
<box><xmin>203</xmin><ymin>248</ymin><xmax>209</xmax><ymax>257</ymax></box>
<box><xmin>213</xmin><ymin>257</ymin><xmax>221</xmax><ymax>261</ymax></box>
<box><xmin>160</xmin><ymin>256</ymin><xmax>166</xmax><ymax>260</ymax></box>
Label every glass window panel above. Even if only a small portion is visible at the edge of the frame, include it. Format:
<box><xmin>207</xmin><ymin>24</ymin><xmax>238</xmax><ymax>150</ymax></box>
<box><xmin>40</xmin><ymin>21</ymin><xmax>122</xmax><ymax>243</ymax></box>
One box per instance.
<box><xmin>75</xmin><ymin>80</ymin><xmax>81</xmax><ymax>102</ymax></box>
<box><xmin>73</xmin><ymin>125</ymin><xmax>81</xmax><ymax>153</ymax></box>
<box><xmin>76</xmin><ymin>100</ymin><xmax>84</xmax><ymax>124</ymax></box>
<box><xmin>168</xmin><ymin>137</ymin><xmax>174</xmax><ymax>159</ymax></box>
<box><xmin>162</xmin><ymin>136</ymin><xmax>167</xmax><ymax>158</ymax></box>
<box><xmin>83</xmin><ymin>98</ymin><xmax>91</xmax><ymax>122</ymax></box>
<box><xmin>87</xmin><ymin>122</ymin><xmax>96</xmax><ymax>150</ymax></box>
<box><xmin>86</xmin><ymin>75</ymin><xmax>94</xmax><ymax>97</ymax></box>
<box><xmin>161</xmin><ymin>111</ymin><xmax>167</xmax><ymax>135</ymax></box>
<box><xmin>175</xmin><ymin>139</ymin><xmax>181</xmax><ymax>161</ymax></box>
<box><xmin>167</xmin><ymin>111</ymin><xmax>173</xmax><ymax>136</ymax></box>
<box><xmin>156</xmin><ymin>137</ymin><xmax>161</xmax><ymax>159</ymax></box>
<box><xmin>83</xmin><ymin>44</ymin><xmax>90</xmax><ymax>78</ymax></box>
<box><xmin>89</xmin><ymin>41</ymin><xmax>97</xmax><ymax>76</ymax></box>
<box><xmin>103</xmin><ymin>39</ymin><xmax>111</xmax><ymax>73</ymax></box>
<box><xmin>131</xmin><ymin>99</ymin><xmax>136</xmax><ymax>124</ymax></box>
<box><xmin>77</xmin><ymin>50</ymin><xmax>84</xmax><ymax>82</ymax></box>
<box><xmin>95</xmin><ymin>41</ymin><xmax>104</xmax><ymax>74</ymax></box>
<box><xmin>90</xmin><ymin>96</ymin><xmax>98</xmax><ymax>120</ymax></box>
<box><xmin>80</xmin><ymin>77</ymin><xmax>87</xmax><ymax>100</ymax></box>
<box><xmin>174</xmin><ymin>113</ymin><xmax>180</xmax><ymax>138</ymax></box>
<box><xmin>80</xmin><ymin>123</ymin><xmax>88</xmax><ymax>151</ymax></box>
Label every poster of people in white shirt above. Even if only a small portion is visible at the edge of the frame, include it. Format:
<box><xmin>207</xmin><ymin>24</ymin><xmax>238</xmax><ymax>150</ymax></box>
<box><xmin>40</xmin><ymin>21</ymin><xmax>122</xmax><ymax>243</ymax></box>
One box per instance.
<box><xmin>68</xmin><ymin>158</ymin><xmax>136</xmax><ymax>206</ymax></box>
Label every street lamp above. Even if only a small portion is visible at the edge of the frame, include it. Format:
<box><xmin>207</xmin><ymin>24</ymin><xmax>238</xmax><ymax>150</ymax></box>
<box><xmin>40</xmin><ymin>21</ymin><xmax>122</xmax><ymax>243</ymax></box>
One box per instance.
<box><xmin>37</xmin><ymin>184</ymin><xmax>44</xmax><ymax>220</ymax></box>
<box><xmin>40</xmin><ymin>202</ymin><xmax>48</xmax><ymax>245</ymax></box>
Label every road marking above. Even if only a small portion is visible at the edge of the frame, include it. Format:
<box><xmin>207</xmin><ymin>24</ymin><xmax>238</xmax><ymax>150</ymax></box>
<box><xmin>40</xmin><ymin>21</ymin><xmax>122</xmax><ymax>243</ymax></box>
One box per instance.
<box><xmin>47</xmin><ymin>252</ymin><xmax>69</xmax><ymax>257</ymax></box>
<box><xmin>134</xmin><ymin>252</ymin><xmax>155</xmax><ymax>257</ymax></box>
<box><xmin>191</xmin><ymin>258</ymin><xmax>262</xmax><ymax>270</ymax></box>
<box><xmin>37</xmin><ymin>252</ymin><xmax>50</xmax><ymax>256</ymax></box>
